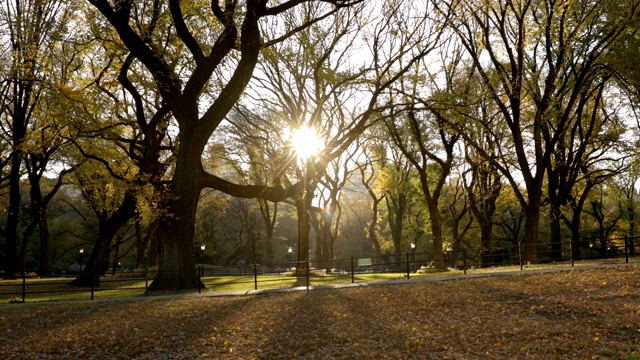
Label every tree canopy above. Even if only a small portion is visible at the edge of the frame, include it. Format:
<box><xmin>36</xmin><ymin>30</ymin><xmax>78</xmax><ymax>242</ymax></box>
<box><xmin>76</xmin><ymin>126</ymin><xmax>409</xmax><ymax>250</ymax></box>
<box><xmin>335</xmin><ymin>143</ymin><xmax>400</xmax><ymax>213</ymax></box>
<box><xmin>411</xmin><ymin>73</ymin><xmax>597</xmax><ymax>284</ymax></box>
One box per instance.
<box><xmin>1</xmin><ymin>0</ymin><xmax>640</xmax><ymax>287</ymax></box>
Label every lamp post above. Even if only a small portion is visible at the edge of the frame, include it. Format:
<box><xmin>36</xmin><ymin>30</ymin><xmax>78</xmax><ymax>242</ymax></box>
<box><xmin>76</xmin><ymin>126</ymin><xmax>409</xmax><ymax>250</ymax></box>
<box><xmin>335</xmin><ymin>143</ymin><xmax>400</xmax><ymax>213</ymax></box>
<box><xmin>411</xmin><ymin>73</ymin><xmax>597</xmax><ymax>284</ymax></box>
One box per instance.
<box><xmin>288</xmin><ymin>246</ymin><xmax>293</xmax><ymax>267</ymax></box>
<box><xmin>589</xmin><ymin>243</ymin><xmax>593</xmax><ymax>260</ymax></box>
<box><xmin>200</xmin><ymin>244</ymin><xmax>205</xmax><ymax>277</ymax></box>
<box><xmin>79</xmin><ymin>248</ymin><xmax>84</xmax><ymax>273</ymax></box>
<box><xmin>410</xmin><ymin>242</ymin><xmax>416</xmax><ymax>271</ymax></box>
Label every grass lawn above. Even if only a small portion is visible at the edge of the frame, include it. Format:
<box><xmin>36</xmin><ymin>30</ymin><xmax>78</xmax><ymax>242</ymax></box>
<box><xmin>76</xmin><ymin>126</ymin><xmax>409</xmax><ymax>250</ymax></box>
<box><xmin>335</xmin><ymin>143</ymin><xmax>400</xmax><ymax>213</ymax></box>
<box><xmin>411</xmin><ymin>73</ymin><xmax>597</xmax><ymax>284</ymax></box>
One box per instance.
<box><xmin>0</xmin><ymin>271</ymin><xmax>448</xmax><ymax>303</ymax></box>
<box><xmin>1</xmin><ymin>266</ymin><xmax>639</xmax><ymax>359</ymax></box>
<box><xmin>3</xmin><ymin>258</ymin><xmax>633</xmax><ymax>304</ymax></box>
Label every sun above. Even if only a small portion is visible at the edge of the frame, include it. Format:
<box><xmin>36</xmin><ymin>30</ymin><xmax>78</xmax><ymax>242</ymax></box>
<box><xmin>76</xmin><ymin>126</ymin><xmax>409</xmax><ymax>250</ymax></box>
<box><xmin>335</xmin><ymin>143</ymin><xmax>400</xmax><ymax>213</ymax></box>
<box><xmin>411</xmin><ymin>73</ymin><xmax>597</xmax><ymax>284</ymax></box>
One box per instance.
<box><xmin>292</xmin><ymin>126</ymin><xmax>324</xmax><ymax>159</ymax></box>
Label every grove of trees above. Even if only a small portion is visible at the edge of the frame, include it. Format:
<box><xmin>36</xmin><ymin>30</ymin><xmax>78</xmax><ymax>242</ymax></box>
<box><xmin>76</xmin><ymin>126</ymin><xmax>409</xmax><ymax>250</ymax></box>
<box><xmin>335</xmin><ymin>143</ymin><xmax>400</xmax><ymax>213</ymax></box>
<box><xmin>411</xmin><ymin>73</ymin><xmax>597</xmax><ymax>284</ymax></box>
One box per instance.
<box><xmin>2</xmin><ymin>0</ymin><xmax>640</xmax><ymax>290</ymax></box>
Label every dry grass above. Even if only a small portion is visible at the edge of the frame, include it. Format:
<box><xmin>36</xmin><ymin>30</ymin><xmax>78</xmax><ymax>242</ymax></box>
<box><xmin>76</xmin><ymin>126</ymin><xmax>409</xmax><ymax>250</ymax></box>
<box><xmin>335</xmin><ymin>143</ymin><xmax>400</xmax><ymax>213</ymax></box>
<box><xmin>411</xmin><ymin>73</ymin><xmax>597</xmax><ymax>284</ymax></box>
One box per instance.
<box><xmin>1</xmin><ymin>266</ymin><xmax>639</xmax><ymax>359</ymax></box>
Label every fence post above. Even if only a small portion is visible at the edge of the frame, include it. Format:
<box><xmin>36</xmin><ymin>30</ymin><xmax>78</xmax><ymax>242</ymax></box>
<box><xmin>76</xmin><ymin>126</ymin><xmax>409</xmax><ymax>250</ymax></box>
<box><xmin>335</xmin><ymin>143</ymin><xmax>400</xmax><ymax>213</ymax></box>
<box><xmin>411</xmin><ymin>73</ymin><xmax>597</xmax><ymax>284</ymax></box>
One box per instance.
<box><xmin>22</xmin><ymin>272</ymin><xmax>26</xmax><ymax>303</ymax></box>
<box><xmin>625</xmin><ymin>236</ymin><xmax>629</xmax><ymax>264</ymax></box>
<box><xmin>406</xmin><ymin>251</ymin><xmax>410</xmax><ymax>279</ymax></box>
<box><xmin>253</xmin><ymin>262</ymin><xmax>258</xmax><ymax>290</ymax></box>
<box><xmin>519</xmin><ymin>241</ymin><xmax>523</xmax><ymax>271</ymax></box>
<box><xmin>145</xmin><ymin>267</ymin><xmax>149</xmax><ymax>297</ymax></box>
<box><xmin>570</xmin><ymin>238</ymin><xmax>574</xmax><ymax>268</ymax></box>
<box><xmin>350</xmin><ymin>255</ymin><xmax>355</xmax><ymax>284</ymax></box>
<box><xmin>198</xmin><ymin>266</ymin><xmax>202</xmax><ymax>294</ymax></box>
<box><xmin>462</xmin><ymin>247</ymin><xmax>467</xmax><ymax>275</ymax></box>
<box><xmin>90</xmin><ymin>272</ymin><xmax>95</xmax><ymax>300</ymax></box>
<box><xmin>305</xmin><ymin>258</ymin><xmax>310</xmax><ymax>290</ymax></box>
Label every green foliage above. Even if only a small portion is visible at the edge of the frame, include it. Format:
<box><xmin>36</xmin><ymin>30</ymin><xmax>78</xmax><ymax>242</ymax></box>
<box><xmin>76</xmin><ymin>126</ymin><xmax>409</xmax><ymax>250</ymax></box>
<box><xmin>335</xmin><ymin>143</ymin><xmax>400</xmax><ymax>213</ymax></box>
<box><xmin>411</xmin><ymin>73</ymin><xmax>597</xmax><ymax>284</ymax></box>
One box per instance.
<box><xmin>3</xmin><ymin>0</ymin><xmax>640</xmax><ymax>281</ymax></box>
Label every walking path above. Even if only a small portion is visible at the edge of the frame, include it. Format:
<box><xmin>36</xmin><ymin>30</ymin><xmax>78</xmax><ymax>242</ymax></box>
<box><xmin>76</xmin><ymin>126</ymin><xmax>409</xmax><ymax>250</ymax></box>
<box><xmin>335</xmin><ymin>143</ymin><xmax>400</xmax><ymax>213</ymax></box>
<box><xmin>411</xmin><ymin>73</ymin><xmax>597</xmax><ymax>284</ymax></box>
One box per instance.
<box><xmin>10</xmin><ymin>261</ymin><xmax>633</xmax><ymax>306</ymax></box>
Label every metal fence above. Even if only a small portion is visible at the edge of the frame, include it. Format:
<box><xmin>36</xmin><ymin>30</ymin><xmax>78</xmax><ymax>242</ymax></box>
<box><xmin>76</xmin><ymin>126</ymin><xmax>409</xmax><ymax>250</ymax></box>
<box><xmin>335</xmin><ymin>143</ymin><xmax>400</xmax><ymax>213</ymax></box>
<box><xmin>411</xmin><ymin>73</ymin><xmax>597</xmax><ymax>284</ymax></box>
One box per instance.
<box><xmin>1</xmin><ymin>236</ymin><xmax>637</xmax><ymax>303</ymax></box>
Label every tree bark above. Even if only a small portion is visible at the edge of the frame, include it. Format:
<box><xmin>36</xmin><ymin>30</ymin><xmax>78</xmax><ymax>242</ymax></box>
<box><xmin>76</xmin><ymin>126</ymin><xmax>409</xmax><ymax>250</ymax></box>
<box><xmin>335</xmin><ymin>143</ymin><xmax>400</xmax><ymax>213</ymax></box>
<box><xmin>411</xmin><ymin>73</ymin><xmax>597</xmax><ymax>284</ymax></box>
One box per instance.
<box><xmin>19</xmin><ymin>218</ymin><xmax>37</xmax><ymax>275</ymax></box>
<box><xmin>69</xmin><ymin>195</ymin><xmax>136</xmax><ymax>287</ymax></box>
<box><xmin>547</xmin><ymin>164</ymin><xmax>564</xmax><ymax>262</ymax></box>
<box><xmin>4</xmin><ymin>154</ymin><xmax>22</xmax><ymax>279</ymax></box>
<box><xmin>569</xmin><ymin>207</ymin><xmax>584</xmax><ymax>261</ymax></box>
<box><xmin>150</xmin><ymin>148</ymin><xmax>202</xmax><ymax>290</ymax></box>
<box><xmin>148</xmin><ymin>221</ymin><xmax>160</xmax><ymax>267</ymax></box>
<box><xmin>426</xmin><ymin>200</ymin><xmax>445</xmax><ymax>269</ymax></box>
<box><xmin>549</xmin><ymin>207</ymin><xmax>564</xmax><ymax>262</ymax></box>
<box><xmin>523</xmin><ymin>204</ymin><xmax>540</xmax><ymax>264</ymax></box>
<box><xmin>295</xmin><ymin>198</ymin><xmax>311</xmax><ymax>269</ymax></box>
<box><xmin>258</xmin><ymin>199</ymin><xmax>278</xmax><ymax>264</ymax></box>
<box><xmin>386</xmin><ymin>193</ymin><xmax>406</xmax><ymax>269</ymax></box>
<box><xmin>321</xmin><ymin>207</ymin><xmax>335</xmax><ymax>270</ymax></box>
<box><xmin>368</xmin><ymin>197</ymin><xmax>384</xmax><ymax>260</ymax></box>
<box><xmin>136</xmin><ymin>220</ymin><xmax>159</xmax><ymax>268</ymax></box>
<box><xmin>27</xmin><ymin>169</ymin><xmax>51</xmax><ymax>275</ymax></box>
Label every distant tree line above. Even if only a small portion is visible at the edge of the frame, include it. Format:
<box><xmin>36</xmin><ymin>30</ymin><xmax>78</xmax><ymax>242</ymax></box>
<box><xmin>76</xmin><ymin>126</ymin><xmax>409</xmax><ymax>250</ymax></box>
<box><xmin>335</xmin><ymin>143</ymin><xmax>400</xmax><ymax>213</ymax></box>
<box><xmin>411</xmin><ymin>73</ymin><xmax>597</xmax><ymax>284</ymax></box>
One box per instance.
<box><xmin>1</xmin><ymin>0</ymin><xmax>639</xmax><ymax>289</ymax></box>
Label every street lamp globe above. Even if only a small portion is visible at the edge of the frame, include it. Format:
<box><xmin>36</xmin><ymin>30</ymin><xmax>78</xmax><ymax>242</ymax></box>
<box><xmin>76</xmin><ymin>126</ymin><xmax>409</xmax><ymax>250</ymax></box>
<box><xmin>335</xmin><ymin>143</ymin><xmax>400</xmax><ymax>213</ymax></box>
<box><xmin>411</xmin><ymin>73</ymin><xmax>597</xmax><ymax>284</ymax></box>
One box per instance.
<box><xmin>201</xmin><ymin>244</ymin><xmax>205</xmax><ymax>251</ymax></box>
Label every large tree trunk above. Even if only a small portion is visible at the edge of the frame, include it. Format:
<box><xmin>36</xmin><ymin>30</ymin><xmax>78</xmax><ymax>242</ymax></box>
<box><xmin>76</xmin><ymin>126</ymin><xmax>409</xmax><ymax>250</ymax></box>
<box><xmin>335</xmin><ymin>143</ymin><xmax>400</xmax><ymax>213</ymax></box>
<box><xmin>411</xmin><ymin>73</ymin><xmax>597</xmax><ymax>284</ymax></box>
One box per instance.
<box><xmin>295</xmin><ymin>198</ymin><xmax>311</xmax><ymax>269</ymax></box>
<box><xmin>135</xmin><ymin>220</ymin><xmax>159</xmax><ymax>268</ymax></box>
<box><xmin>321</xmin><ymin>209</ymin><xmax>334</xmax><ymax>270</ymax></box>
<box><xmin>38</xmin><ymin>208</ymin><xmax>51</xmax><ymax>275</ymax></box>
<box><xmin>465</xmin><ymin>156</ymin><xmax>502</xmax><ymax>268</ymax></box>
<box><xmin>549</xmin><ymin>208</ymin><xmax>563</xmax><ymax>262</ymax></box>
<box><xmin>294</xmin><ymin>176</ymin><xmax>316</xmax><ymax>273</ymax></box>
<box><xmin>310</xmin><ymin>212</ymin><xmax>323</xmax><ymax>268</ymax></box>
<box><xmin>19</xmin><ymin>219</ymin><xmax>37</xmax><ymax>275</ymax></box>
<box><xmin>427</xmin><ymin>201</ymin><xmax>445</xmax><ymax>269</ymax></box>
<box><xmin>19</xmin><ymin>178</ymin><xmax>53</xmax><ymax>276</ymax></box>
<box><xmin>28</xmin><ymin>172</ymin><xmax>52</xmax><ymax>275</ymax></box>
<box><xmin>264</xmin><ymin>233</ymin><xmax>274</xmax><ymax>265</ymax></box>
<box><xmin>135</xmin><ymin>220</ymin><xmax>146</xmax><ymax>268</ymax></box>
<box><xmin>148</xmin><ymin>222</ymin><xmax>160</xmax><ymax>267</ymax></box>
<box><xmin>566</xmin><ymin>183</ymin><xmax>596</xmax><ymax>261</ymax></box>
<box><xmin>314</xmin><ymin>220</ymin><xmax>323</xmax><ymax>268</ymax></box>
<box><xmin>69</xmin><ymin>195</ymin><xmax>136</xmax><ymax>287</ymax></box>
<box><xmin>547</xmin><ymin>165</ymin><xmax>564</xmax><ymax>262</ymax></box>
<box><xmin>523</xmin><ymin>205</ymin><xmax>540</xmax><ymax>264</ymax></box>
<box><xmin>150</xmin><ymin>150</ymin><xmax>202</xmax><ymax>290</ymax></box>
<box><xmin>311</xmin><ymin>205</ymin><xmax>336</xmax><ymax>270</ymax></box>
<box><xmin>368</xmin><ymin>197</ymin><xmax>384</xmax><ymax>262</ymax></box>
<box><xmin>386</xmin><ymin>194</ymin><xmax>406</xmax><ymax>269</ymax></box>
<box><xmin>570</xmin><ymin>210</ymin><xmax>583</xmax><ymax>261</ymax></box>
<box><xmin>479</xmin><ymin>222</ymin><xmax>493</xmax><ymax>267</ymax></box>
<box><xmin>258</xmin><ymin>199</ymin><xmax>278</xmax><ymax>264</ymax></box>
<box><xmin>4</xmin><ymin>154</ymin><xmax>22</xmax><ymax>279</ymax></box>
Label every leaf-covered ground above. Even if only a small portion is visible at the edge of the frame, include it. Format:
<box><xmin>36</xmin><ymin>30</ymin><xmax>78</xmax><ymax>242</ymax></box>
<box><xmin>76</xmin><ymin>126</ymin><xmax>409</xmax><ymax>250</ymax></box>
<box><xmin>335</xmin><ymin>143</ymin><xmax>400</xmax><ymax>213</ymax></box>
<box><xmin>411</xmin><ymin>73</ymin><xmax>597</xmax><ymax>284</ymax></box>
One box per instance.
<box><xmin>1</xmin><ymin>266</ymin><xmax>639</xmax><ymax>359</ymax></box>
